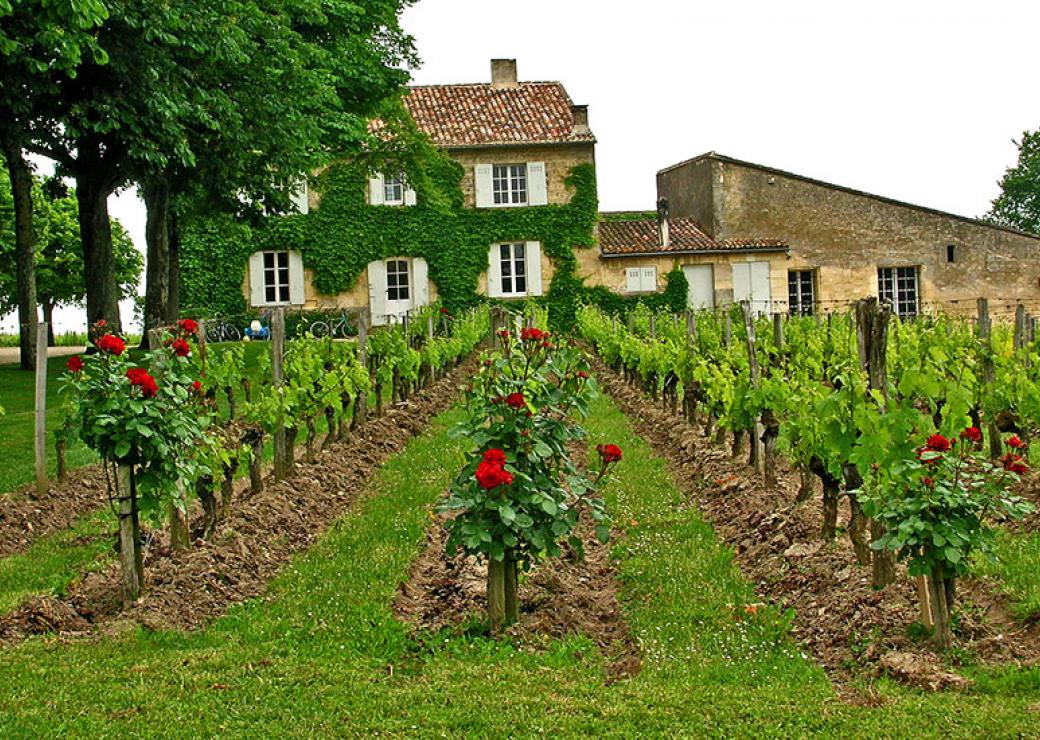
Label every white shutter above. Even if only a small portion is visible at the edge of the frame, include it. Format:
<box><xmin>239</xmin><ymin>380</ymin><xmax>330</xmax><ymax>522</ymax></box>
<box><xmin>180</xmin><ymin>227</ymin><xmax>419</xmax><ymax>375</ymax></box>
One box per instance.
<box><xmin>527</xmin><ymin>162</ymin><xmax>547</xmax><ymax>206</ymax></box>
<box><xmin>369</xmin><ymin>174</ymin><xmax>385</xmax><ymax>206</ymax></box>
<box><xmin>641</xmin><ymin>266</ymin><xmax>657</xmax><ymax>292</ymax></box>
<box><xmin>475</xmin><ymin>164</ymin><xmax>493</xmax><ymax>208</ymax></box>
<box><xmin>367</xmin><ymin>260</ymin><xmax>388</xmax><ymax>325</ymax></box>
<box><xmin>249</xmin><ymin>252</ymin><xmax>266</xmax><ymax>306</ymax></box>
<box><xmin>403</xmin><ymin>187</ymin><xmax>417</xmax><ymax>206</ymax></box>
<box><xmin>412</xmin><ymin>257</ymin><xmax>429</xmax><ymax>307</ymax></box>
<box><xmin>290</xmin><ymin>180</ymin><xmax>309</xmax><ymax>214</ymax></box>
<box><xmin>750</xmin><ymin>261</ymin><xmax>771</xmax><ymax>315</ymax></box>
<box><xmin>526</xmin><ymin>241</ymin><xmax>543</xmax><ymax>296</ymax></box>
<box><xmin>486</xmin><ymin>245</ymin><xmax>502</xmax><ymax>298</ymax></box>
<box><xmin>626</xmin><ymin>267</ymin><xmax>641</xmax><ymax>293</ymax></box>
<box><xmin>288</xmin><ymin>251</ymin><xmax>305</xmax><ymax>305</ymax></box>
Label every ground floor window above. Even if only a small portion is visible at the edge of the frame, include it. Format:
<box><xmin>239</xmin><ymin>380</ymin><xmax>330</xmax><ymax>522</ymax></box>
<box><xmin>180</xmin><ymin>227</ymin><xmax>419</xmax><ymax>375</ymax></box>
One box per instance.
<box><xmin>877</xmin><ymin>266</ymin><xmax>919</xmax><ymax>318</ymax></box>
<box><xmin>499</xmin><ymin>243</ymin><xmax>527</xmax><ymax>295</ymax></box>
<box><xmin>788</xmin><ymin>269</ymin><xmax>815</xmax><ymax>316</ymax></box>
<box><xmin>386</xmin><ymin>258</ymin><xmax>410</xmax><ymax>301</ymax></box>
<box><xmin>263</xmin><ymin>251</ymin><xmax>290</xmax><ymax>304</ymax></box>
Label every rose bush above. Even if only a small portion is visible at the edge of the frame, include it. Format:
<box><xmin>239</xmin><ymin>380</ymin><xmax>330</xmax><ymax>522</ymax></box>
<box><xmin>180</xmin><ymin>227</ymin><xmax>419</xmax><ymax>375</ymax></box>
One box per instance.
<box><xmin>439</xmin><ymin>323</ymin><xmax>621</xmax><ymax>630</ymax></box>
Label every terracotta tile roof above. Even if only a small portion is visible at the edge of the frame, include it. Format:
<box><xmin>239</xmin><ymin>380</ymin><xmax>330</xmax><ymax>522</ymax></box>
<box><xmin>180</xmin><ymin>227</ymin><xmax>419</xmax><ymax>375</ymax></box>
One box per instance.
<box><xmin>402</xmin><ymin>82</ymin><xmax>594</xmax><ymax>148</ymax></box>
<box><xmin>598</xmin><ymin>216</ymin><xmax>787</xmax><ymax>256</ymax></box>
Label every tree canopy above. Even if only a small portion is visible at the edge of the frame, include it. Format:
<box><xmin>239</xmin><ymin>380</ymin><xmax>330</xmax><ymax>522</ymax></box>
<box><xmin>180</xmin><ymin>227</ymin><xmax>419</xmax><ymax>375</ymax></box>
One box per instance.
<box><xmin>987</xmin><ymin>129</ymin><xmax>1040</xmax><ymax>235</ymax></box>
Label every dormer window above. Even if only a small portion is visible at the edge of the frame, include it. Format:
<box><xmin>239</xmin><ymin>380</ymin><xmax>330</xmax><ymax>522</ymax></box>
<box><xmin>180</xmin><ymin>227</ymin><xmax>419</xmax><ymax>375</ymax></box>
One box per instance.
<box><xmin>384</xmin><ymin>173</ymin><xmax>405</xmax><ymax>205</ymax></box>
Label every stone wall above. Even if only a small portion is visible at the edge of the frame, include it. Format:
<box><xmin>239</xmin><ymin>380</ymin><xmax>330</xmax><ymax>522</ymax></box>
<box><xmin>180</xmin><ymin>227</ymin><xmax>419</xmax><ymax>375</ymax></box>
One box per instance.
<box><xmin>658</xmin><ymin>154</ymin><xmax>1040</xmax><ymax>317</ymax></box>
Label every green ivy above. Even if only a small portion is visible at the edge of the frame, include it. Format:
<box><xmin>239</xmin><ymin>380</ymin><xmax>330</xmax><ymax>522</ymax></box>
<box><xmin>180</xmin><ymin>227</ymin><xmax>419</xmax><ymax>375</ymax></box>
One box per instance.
<box><xmin>181</xmin><ymin>147</ymin><xmax>687</xmax><ymax>330</ymax></box>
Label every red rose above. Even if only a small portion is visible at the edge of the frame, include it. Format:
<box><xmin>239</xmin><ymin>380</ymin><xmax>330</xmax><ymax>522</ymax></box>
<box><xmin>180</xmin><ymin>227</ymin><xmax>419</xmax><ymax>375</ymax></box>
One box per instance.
<box><xmin>126</xmin><ymin>367</ymin><xmax>158</xmax><ymax>398</ymax></box>
<box><xmin>520</xmin><ymin>327</ymin><xmax>548</xmax><ymax>342</ymax></box>
<box><xmin>171</xmin><ymin>338</ymin><xmax>191</xmax><ymax>357</ymax></box>
<box><xmin>177</xmin><ymin>318</ymin><xmax>198</xmax><ymax>335</ymax></box>
<box><xmin>97</xmin><ymin>333</ymin><xmax>126</xmax><ymax>355</ymax></box>
<box><xmin>960</xmin><ymin>427</ymin><xmax>982</xmax><ymax>442</ymax></box>
<box><xmin>475</xmin><ymin>459</ymin><xmax>513</xmax><ymax>490</ymax></box>
<box><xmin>577</xmin><ymin>370</ymin><xmax>589</xmax><ymax>380</ymax></box>
<box><xmin>925</xmin><ymin>434</ymin><xmax>951</xmax><ymax>453</ymax></box>
<box><xmin>498</xmin><ymin>330</ymin><xmax>510</xmax><ymax>339</ymax></box>
<box><xmin>598</xmin><ymin>443</ymin><xmax>623</xmax><ymax>464</ymax></box>
<box><xmin>1007</xmin><ymin>435</ymin><xmax>1024</xmax><ymax>449</ymax></box>
<box><xmin>66</xmin><ymin>355</ymin><xmax>84</xmax><ymax>373</ymax></box>
<box><xmin>1002</xmin><ymin>453</ymin><xmax>1029</xmax><ymax>474</ymax></box>
<box><xmin>482</xmin><ymin>448</ymin><xmax>506</xmax><ymax>465</ymax></box>
<box><xmin>921</xmin><ymin>476</ymin><xmax>934</xmax><ymax>488</ymax></box>
<box><xmin>192</xmin><ymin>380</ymin><xmax>202</xmax><ymax>393</ymax></box>
<box><xmin>94</xmin><ymin>319</ymin><xmax>107</xmax><ymax>329</ymax></box>
<box><xmin>439</xmin><ymin>307</ymin><xmax>450</xmax><ymax>315</ymax></box>
<box><xmin>505</xmin><ymin>392</ymin><xmax>526</xmax><ymax>409</ymax></box>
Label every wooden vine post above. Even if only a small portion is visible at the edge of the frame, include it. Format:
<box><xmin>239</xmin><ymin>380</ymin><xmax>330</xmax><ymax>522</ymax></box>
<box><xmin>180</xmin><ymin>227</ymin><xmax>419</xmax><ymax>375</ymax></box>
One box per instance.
<box><xmin>739</xmin><ymin>302</ymin><xmax>764</xmax><ymax>474</ymax></box>
<box><xmin>759</xmin><ymin>313</ymin><xmax>783</xmax><ymax>486</ymax></box>
<box><xmin>272</xmin><ymin>308</ymin><xmax>288</xmax><ymax>481</ymax></box>
<box><xmin>116</xmin><ymin>463</ymin><xmax>144</xmax><ymax>604</ymax></box>
<box><xmin>854</xmin><ymin>297</ymin><xmax>896</xmax><ymax>588</ymax></box>
<box><xmin>427</xmin><ymin>315</ymin><xmax>436</xmax><ymax>385</ymax></box>
<box><xmin>354</xmin><ymin>308</ymin><xmax>369</xmax><ymax>429</ymax></box>
<box><xmin>977</xmin><ymin>299</ymin><xmax>1002</xmax><ymax>459</ymax></box>
<box><xmin>34</xmin><ymin>322</ymin><xmax>48</xmax><ymax>497</ymax></box>
<box><xmin>149</xmin><ymin>327</ymin><xmax>190</xmax><ymax>552</ymax></box>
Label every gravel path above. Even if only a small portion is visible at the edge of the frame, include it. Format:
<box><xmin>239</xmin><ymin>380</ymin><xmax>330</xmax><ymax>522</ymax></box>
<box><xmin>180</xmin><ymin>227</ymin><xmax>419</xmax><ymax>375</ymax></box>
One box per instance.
<box><xmin>0</xmin><ymin>346</ymin><xmax>85</xmax><ymax>365</ymax></box>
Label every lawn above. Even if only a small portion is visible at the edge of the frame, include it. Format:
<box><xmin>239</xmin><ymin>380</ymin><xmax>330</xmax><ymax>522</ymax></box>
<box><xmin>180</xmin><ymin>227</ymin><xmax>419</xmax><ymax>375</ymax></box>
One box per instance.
<box><xmin>0</xmin><ymin>394</ymin><xmax>1037</xmax><ymax>736</ymax></box>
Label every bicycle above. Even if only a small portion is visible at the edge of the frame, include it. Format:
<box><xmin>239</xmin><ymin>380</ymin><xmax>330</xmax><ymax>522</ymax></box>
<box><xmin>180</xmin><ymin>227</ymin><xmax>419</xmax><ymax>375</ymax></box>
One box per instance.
<box><xmin>307</xmin><ymin>311</ymin><xmax>356</xmax><ymax>339</ymax></box>
<box><xmin>204</xmin><ymin>320</ymin><xmax>242</xmax><ymax>343</ymax></box>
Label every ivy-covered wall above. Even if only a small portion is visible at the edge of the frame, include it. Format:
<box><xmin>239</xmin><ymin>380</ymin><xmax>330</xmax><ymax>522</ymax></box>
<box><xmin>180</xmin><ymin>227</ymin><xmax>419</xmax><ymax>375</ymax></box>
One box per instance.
<box><xmin>181</xmin><ymin>150</ymin><xmax>686</xmax><ymax>330</ymax></box>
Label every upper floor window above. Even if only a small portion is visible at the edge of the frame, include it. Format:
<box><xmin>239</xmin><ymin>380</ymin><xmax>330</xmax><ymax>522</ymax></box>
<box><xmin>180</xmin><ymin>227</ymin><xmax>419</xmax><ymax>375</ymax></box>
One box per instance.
<box><xmin>493</xmin><ymin>164</ymin><xmax>528</xmax><ymax>205</ymax></box>
<box><xmin>384</xmin><ymin>173</ymin><xmax>405</xmax><ymax>205</ymax></box>
<box><xmin>878</xmin><ymin>266</ymin><xmax>919</xmax><ymax>318</ymax></box>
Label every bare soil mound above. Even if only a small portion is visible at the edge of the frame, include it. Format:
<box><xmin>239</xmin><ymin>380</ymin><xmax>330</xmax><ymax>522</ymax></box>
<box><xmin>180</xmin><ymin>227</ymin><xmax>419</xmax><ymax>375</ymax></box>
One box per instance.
<box><xmin>592</xmin><ymin>358</ymin><xmax>1040</xmax><ymax>690</ymax></box>
<box><xmin>0</xmin><ymin>359</ymin><xmax>474</xmax><ymax>643</ymax></box>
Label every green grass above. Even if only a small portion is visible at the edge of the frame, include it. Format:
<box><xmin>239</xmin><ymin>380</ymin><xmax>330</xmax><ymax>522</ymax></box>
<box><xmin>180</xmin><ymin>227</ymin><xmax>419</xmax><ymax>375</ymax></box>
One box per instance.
<box><xmin>977</xmin><ymin>530</ymin><xmax>1040</xmax><ymax>620</ymax></box>
<box><xmin>0</xmin><ymin>395</ymin><xmax>1038</xmax><ymax>735</ymax></box>
<box><xmin>0</xmin><ymin>510</ymin><xmax>112</xmax><ymax>613</ymax></box>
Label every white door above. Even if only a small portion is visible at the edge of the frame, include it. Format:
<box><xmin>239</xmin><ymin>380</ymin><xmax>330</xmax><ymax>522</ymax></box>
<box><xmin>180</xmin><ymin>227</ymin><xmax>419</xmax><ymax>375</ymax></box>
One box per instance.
<box><xmin>732</xmin><ymin>261</ymin><xmax>771</xmax><ymax>315</ymax></box>
<box><xmin>384</xmin><ymin>258</ymin><xmax>412</xmax><ymax>324</ymax></box>
<box><xmin>683</xmin><ymin>264</ymin><xmax>715</xmax><ymax>309</ymax></box>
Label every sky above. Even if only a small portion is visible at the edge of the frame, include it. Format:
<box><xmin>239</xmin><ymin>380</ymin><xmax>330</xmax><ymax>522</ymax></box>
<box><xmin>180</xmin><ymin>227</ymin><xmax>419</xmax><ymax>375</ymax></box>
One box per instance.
<box><xmin>9</xmin><ymin>0</ymin><xmax>1039</xmax><ymax>333</ymax></box>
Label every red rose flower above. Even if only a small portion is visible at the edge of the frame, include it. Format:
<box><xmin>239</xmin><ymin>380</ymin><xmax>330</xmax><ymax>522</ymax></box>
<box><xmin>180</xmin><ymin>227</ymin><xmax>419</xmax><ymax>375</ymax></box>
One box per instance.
<box><xmin>498</xmin><ymin>330</ymin><xmax>510</xmax><ymax>339</ymax></box>
<box><xmin>439</xmin><ymin>307</ymin><xmax>450</xmax><ymax>315</ymax></box>
<box><xmin>577</xmin><ymin>370</ymin><xmax>590</xmax><ymax>380</ymax></box>
<box><xmin>192</xmin><ymin>380</ymin><xmax>202</xmax><ymax>393</ymax></box>
<box><xmin>505</xmin><ymin>392</ymin><xmax>526</xmax><ymax>409</ymax></box>
<box><xmin>960</xmin><ymin>427</ymin><xmax>982</xmax><ymax>442</ymax></box>
<box><xmin>482</xmin><ymin>448</ymin><xmax>506</xmax><ymax>465</ymax></box>
<box><xmin>97</xmin><ymin>333</ymin><xmax>126</xmax><ymax>356</ymax></box>
<box><xmin>126</xmin><ymin>367</ymin><xmax>158</xmax><ymax>398</ymax></box>
<box><xmin>177</xmin><ymin>318</ymin><xmax>198</xmax><ymax>335</ymax></box>
<box><xmin>66</xmin><ymin>355</ymin><xmax>84</xmax><ymax>373</ymax></box>
<box><xmin>925</xmin><ymin>434</ymin><xmax>951</xmax><ymax>452</ymax></box>
<box><xmin>1007</xmin><ymin>435</ymin><xmax>1024</xmax><ymax>449</ymax></box>
<box><xmin>921</xmin><ymin>476</ymin><xmax>935</xmax><ymax>488</ymax></box>
<box><xmin>475</xmin><ymin>459</ymin><xmax>514</xmax><ymax>490</ymax></box>
<box><xmin>171</xmin><ymin>338</ymin><xmax>191</xmax><ymax>357</ymax></box>
<box><xmin>1002</xmin><ymin>453</ymin><xmax>1029</xmax><ymax>474</ymax></box>
<box><xmin>598</xmin><ymin>443</ymin><xmax>623</xmax><ymax>464</ymax></box>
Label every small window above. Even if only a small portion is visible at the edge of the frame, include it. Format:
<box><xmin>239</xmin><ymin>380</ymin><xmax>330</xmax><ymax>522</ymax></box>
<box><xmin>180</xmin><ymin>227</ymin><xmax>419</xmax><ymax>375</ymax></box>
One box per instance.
<box><xmin>626</xmin><ymin>266</ymin><xmax>657</xmax><ymax>293</ymax></box>
<box><xmin>386</xmin><ymin>259</ymin><xmax>410</xmax><ymax>301</ymax></box>
<box><xmin>946</xmin><ymin>244</ymin><xmax>956</xmax><ymax>263</ymax></box>
<box><xmin>384</xmin><ymin>173</ymin><xmax>405</xmax><ymax>205</ymax></box>
<box><xmin>878</xmin><ymin>266</ymin><xmax>919</xmax><ymax>318</ymax></box>
<box><xmin>493</xmin><ymin>164</ymin><xmax>528</xmax><ymax>205</ymax></box>
<box><xmin>263</xmin><ymin>251</ymin><xmax>291</xmax><ymax>304</ymax></box>
<box><xmin>788</xmin><ymin>270</ymin><xmax>815</xmax><ymax>316</ymax></box>
<box><xmin>499</xmin><ymin>243</ymin><xmax>528</xmax><ymax>295</ymax></box>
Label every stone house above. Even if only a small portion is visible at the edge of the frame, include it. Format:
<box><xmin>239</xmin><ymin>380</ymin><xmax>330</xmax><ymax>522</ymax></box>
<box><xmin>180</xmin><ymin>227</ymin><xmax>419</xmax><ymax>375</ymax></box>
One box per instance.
<box><xmin>243</xmin><ymin>58</ymin><xmax>596</xmax><ymax>325</ymax></box>
<box><xmin>656</xmin><ymin>152</ymin><xmax>1040</xmax><ymax>317</ymax></box>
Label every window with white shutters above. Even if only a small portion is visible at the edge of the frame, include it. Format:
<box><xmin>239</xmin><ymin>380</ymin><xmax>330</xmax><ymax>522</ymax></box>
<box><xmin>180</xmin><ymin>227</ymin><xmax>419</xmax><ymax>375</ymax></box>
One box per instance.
<box><xmin>877</xmin><ymin>266</ymin><xmax>919</xmax><ymax>318</ymax></box>
<box><xmin>263</xmin><ymin>251</ymin><xmax>291</xmax><ymax>304</ymax></box>
<box><xmin>788</xmin><ymin>270</ymin><xmax>815</xmax><ymax>316</ymax></box>
<box><xmin>386</xmin><ymin>258</ymin><xmax>410</xmax><ymax>301</ymax></box>
<box><xmin>493</xmin><ymin>164</ymin><xmax>528</xmax><ymax>205</ymax></box>
<box><xmin>384</xmin><ymin>173</ymin><xmax>405</xmax><ymax>205</ymax></box>
<box><xmin>499</xmin><ymin>243</ymin><xmax>528</xmax><ymax>295</ymax></box>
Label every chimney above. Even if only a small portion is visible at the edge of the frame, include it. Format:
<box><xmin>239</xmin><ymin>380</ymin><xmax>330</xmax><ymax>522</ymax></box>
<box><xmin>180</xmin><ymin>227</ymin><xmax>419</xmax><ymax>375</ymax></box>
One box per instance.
<box><xmin>657</xmin><ymin>197</ymin><xmax>670</xmax><ymax>248</ymax></box>
<box><xmin>491</xmin><ymin>58</ymin><xmax>518</xmax><ymax>90</ymax></box>
<box><xmin>571</xmin><ymin>104</ymin><xmax>590</xmax><ymax>135</ymax></box>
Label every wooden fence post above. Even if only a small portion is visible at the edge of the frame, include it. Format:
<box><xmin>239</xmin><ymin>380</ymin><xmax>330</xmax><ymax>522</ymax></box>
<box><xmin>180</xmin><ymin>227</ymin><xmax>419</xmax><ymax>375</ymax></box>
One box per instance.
<box><xmin>724</xmin><ymin>311</ymin><xmax>733</xmax><ymax>347</ymax></box>
<box><xmin>427</xmin><ymin>315</ymin><xmax>436</xmax><ymax>384</ymax></box>
<box><xmin>197</xmin><ymin>318</ymin><xmax>208</xmax><ymax>375</ymax></box>
<box><xmin>355</xmin><ymin>308</ymin><xmax>369</xmax><ymax>428</ymax></box>
<box><xmin>33</xmin><ymin>322</ymin><xmax>48</xmax><ymax>497</ymax></box>
<box><xmin>272</xmin><ymin>308</ymin><xmax>288</xmax><ymax>480</ymax></box>
<box><xmin>739</xmin><ymin>302</ymin><xmax>765</xmax><ymax>475</ymax></box>
<box><xmin>977</xmin><ymin>298</ymin><xmax>1002</xmax><ymax>458</ymax></box>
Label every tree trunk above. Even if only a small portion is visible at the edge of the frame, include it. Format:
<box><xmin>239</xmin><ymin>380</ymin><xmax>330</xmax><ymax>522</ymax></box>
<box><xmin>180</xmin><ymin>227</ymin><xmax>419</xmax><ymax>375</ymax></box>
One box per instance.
<box><xmin>3</xmin><ymin>141</ymin><xmax>37</xmax><ymax>370</ymax></box>
<box><xmin>141</xmin><ymin>178</ymin><xmax>171</xmax><ymax>347</ymax></box>
<box><xmin>927</xmin><ymin>567</ymin><xmax>954</xmax><ymax>650</ymax></box>
<box><xmin>504</xmin><ymin>549</ymin><xmax>519</xmax><ymax>626</ymax></box>
<box><xmin>871</xmin><ymin>520</ymin><xmax>897</xmax><ymax>588</ymax></box>
<box><xmin>76</xmin><ymin>168</ymin><xmax>122</xmax><ymax>331</ymax></box>
<box><xmin>164</xmin><ymin>209</ymin><xmax>181</xmax><ymax>323</ymax></box>
<box><xmin>116</xmin><ymin>464</ymin><xmax>144</xmax><ymax>604</ymax></box>
<box><xmin>40</xmin><ymin>300</ymin><xmax>58</xmax><ymax>346</ymax></box>
<box><xmin>487</xmin><ymin>556</ymin><xmax>506</xmax><ymax>633</ymax></box>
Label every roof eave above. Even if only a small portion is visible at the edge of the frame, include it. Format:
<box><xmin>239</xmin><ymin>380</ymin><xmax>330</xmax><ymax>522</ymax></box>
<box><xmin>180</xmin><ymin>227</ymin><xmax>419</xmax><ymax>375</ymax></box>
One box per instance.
<box><xmin>440</xmin><ymin>137</ymin><xmax>597</xmax><ymax>151</ymax></box>
<box><xmin>599</xmin><ymin>245</ymin><xmax>789</xmax><ymax>258</ymax></box>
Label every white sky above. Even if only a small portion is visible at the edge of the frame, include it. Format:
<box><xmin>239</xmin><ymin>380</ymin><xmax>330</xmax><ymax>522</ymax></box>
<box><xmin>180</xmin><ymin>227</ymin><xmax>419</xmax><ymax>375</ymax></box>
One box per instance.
<box><xmin>8</xmin><ymin>0</ymin><xmax>1039</xmax><ymax>333</ymax></box>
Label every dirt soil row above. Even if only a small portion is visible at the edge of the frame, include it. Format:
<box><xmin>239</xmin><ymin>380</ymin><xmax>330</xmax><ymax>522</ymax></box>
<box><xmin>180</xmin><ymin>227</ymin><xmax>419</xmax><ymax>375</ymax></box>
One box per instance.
<box><xmin>591</xmin><ymin>358</ymin><xmax>1040</xmax><ymax>693</ymax></box>
<box><xmin>0</xmin><ymin>358</ymin><xmax>476</xmax><ymax>643</ymax></box>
